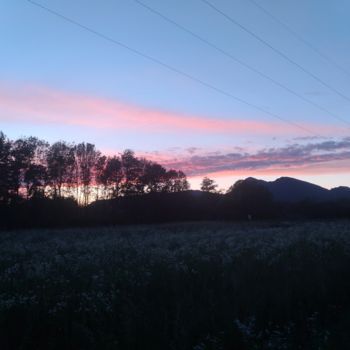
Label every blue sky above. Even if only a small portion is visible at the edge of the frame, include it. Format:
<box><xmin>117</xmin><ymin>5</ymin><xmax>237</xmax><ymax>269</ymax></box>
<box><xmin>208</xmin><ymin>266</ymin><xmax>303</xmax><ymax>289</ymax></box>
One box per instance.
<box><xmin>1</xmin><ymin>0</ymin><xmax>350</xmax><ymax>189</ymax></box>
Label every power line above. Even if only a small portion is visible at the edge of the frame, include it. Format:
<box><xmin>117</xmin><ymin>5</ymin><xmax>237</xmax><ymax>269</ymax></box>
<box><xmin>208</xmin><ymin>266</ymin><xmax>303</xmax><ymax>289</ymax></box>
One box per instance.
<box><xmin>26</xmin><ymin>0</ymin><xmax>318</xmax><ymax>136</ymax></box>
<box><xmin>133</xmin><ymin>0</ymin><xmax>350</xmax><ymax>126</ymax></box>
<box><xmin>199</xmin><ymin>0</ymin><xmax>350</xmax><ymax>103</ymax></box>
<box><xmin>247</xmin><ymin>0</ymin><xmax>350</xmax><ymax>77</ymax></box>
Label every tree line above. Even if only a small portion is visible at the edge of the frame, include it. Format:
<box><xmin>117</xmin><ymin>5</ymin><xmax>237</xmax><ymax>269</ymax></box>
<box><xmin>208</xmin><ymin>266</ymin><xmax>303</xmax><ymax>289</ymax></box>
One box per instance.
<box><xmin>0</xmin><ymin>132</ymin><xmax>189</xmax><ymax>206</ymax></box>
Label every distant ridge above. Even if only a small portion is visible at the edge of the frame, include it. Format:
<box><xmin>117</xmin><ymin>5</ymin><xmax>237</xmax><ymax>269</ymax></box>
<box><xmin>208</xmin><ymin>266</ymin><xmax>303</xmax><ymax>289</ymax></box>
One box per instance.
<box><xmin>238</xmin><ymin>176</ymin><xmax>350</xmax><ymax>203</ymax></box>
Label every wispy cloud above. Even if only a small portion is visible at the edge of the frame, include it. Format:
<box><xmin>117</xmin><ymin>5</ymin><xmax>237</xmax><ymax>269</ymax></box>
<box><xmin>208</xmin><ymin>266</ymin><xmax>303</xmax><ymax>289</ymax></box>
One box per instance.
<box><xmin>0</xmin><ymin>83</ymin><xmax>342</xmax><ymax>137</ymax></box>
<box><xmin>157</xmin><ymin>138</ymin><xmax>350</xmax><ymax>176</ymax></box>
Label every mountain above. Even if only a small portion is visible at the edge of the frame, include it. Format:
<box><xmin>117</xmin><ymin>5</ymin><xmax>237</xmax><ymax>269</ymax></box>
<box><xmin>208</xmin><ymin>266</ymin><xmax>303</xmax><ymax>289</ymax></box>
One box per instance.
<box><xmin>330</xmin><ymin>186</ymin><xmax>350</xmax><ymax>200</ymax></box>
<box><xmin>238</xmin><ymin>177</ymin><xmax>350</xmax><ymax>203</ymax></box>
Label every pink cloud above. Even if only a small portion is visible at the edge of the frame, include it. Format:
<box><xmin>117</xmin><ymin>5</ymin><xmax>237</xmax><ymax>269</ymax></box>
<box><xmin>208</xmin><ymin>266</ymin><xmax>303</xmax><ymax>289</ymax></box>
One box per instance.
<box><xmin>142</xmin><ymin>138</ymin><xmax>350</xmax><ymax>179</ymax></box>
<box><xmin>2</xmin><ymin>83</ymin><xmax>348</xmax><ymax>187</ymax></box>
<box><xmin>190</xmin><ymin>159</ymin><xmax>350</xmax><ymax>179</ymax></box>
<box><xmin>0</xmin><ymin>83</ymin><xmax>343</xmax><ymax>136</ymax></box>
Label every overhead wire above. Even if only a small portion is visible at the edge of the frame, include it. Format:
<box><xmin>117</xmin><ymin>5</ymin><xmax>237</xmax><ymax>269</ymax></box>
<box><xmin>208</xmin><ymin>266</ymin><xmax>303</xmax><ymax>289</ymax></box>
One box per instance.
<box><xmin>247</xmin><ymin>0</ymin><xmax>350</xmax><ymax>77</ymax></box>
<box><xmin>199</xmin><ymin>0</ymin><xmax>350</xmax><ymax>104</ymax></box>
<box><xmin>133</xmin><ymin>0</ymin><xmax>350</xmax><ymax>127</ymax></box>
<box><xmin>26</xmin><ymin>0</ymin><xmax>319</xmax><ymax>136</ymax></box>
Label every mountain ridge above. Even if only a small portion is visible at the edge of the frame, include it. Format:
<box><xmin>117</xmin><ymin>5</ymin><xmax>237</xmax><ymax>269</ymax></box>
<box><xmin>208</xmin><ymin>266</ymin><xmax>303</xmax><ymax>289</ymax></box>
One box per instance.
<box><xmin>238</xmin><ymin>176</ymin><xmax>350</xmax><ymax>203</ymax></box>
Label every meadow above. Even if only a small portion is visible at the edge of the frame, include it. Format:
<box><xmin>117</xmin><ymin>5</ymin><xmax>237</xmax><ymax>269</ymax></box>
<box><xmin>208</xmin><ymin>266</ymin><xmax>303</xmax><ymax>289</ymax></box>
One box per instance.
<box><xmin>1</xmin><ymin>221</ymin><xmax>350</xmax><ymax>349</ymax></box>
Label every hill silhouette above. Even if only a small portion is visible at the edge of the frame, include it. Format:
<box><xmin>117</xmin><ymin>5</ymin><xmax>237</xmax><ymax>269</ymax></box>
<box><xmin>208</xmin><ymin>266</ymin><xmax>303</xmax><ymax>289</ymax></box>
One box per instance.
<box><xmin>239</xmin><ymin>176</ymin><xmax>350</xmax><ymax>203</ymax></box>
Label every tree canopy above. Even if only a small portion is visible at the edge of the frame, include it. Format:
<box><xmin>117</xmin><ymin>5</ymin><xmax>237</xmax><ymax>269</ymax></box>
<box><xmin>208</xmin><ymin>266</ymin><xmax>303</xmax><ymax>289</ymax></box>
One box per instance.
<box><xmin>0</xmin><ymin>132</ymin><xmax>190</xmax><ymax>205</ymax></box>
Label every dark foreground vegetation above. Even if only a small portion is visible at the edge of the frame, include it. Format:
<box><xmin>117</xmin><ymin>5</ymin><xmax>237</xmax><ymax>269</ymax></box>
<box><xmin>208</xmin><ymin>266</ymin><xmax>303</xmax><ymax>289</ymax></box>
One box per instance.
<box><xmin>1</xmin><ymin>189</ymin><xmax>350</xmax><ymax>229</ymax></box>
<box><xmin>1</xmin><ymin>221</ymin><xmax>350</xmax><ymax>349</ymax></box>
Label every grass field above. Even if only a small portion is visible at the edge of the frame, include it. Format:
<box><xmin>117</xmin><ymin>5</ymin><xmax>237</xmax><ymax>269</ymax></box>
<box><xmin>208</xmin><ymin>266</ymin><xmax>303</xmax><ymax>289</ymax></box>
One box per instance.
<box><xmin>1</xmin><ymin>221</ymin><xmax>350</xmax><ymax>349</ymax></box>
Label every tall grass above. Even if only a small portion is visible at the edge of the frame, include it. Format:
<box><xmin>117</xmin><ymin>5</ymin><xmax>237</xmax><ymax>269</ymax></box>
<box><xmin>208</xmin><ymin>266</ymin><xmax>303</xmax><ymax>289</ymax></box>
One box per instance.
<box><xmin>1</xmin><ymin>221</ymin><xmax>350</xmax><ymax>349</ymax></box>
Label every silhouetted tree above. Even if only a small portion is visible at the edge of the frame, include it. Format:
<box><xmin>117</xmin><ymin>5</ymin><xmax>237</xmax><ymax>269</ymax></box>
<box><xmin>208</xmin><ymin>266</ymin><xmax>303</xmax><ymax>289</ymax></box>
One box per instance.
<box><xmin>10</xmin><ymin>137</ymin><xmax>48</xmax><ymax>199</ymax></box>
<box><xmin>75</xmin><ymin>143</ymin><xmax>100</xmax><ymax>205</ymax></box>
<box><xmin>165</xmin><ymin>170</ymin><xmax>190</xmax><ymax>192</ymax></box>
<box><xmin>24</xmin><ymin>139</ymin><xmax>49</xmax><ymax>199</ymax></box>
<box><xmin>24</xmin><ymin>164</ymin><xmax>48</xmax><ymax>199</ymax></box>
<box><xmin>141</xmin><ymin>161</ymin><xmax>167</xmax><ymax>193</ymax></box>
<box><xmin>0</xmin><ymin>132</ymin><xmax>12</xmax><ymax>203</ymax></box>
<box><xmin>95</xmin><ymin>155</ymin><xmax>107</xmax><ymax>200</ymax></box>
<box><xmin>104</xmin><ymin>156</ymin><xmax>123</xmax><ymax>199</ymax></box>
<box><xmin>0</xmin><ymin>132</ymin><xmax>193</xmax><ymax>212</ymax></box>
<box><xmin>47</xmin><ymin>142</ymin><xmax>75</xmax><ymax>198</ymax></box>
<box><xmin>200</xmin><ymin>176</ymin><xmax>218</xmax><ymax>193</ymax></box>
<box><xmin>121</xmin><ymin>150</ymin><xmax>143</xmax><ymax>195</ymax></box>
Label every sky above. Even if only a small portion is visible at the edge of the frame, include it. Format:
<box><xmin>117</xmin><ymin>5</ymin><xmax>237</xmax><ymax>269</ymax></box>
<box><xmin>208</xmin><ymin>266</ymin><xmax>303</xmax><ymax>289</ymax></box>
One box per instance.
<box><xmin>1</xmin><ymin>0</ymin><xmax>350</xmax><ymax>190</ymax></box>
